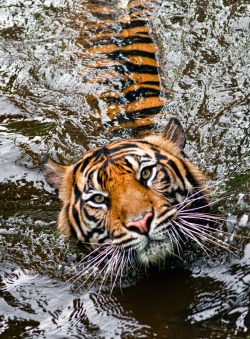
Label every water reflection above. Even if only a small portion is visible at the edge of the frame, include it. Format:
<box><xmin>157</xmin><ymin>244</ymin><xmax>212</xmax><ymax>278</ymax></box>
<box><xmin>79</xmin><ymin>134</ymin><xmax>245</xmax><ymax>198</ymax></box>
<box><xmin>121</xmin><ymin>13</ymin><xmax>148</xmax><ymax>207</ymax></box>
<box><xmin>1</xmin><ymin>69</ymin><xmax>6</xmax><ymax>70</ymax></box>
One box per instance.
<box><xmin>0</xmin><ymin>0</ymin><xmax>249</xmax><ymax>337</ymax></box>
<box><xmin>2</xmin><ymin>253</ymin><xmax>250</xmax><ymax>337</ymax></box>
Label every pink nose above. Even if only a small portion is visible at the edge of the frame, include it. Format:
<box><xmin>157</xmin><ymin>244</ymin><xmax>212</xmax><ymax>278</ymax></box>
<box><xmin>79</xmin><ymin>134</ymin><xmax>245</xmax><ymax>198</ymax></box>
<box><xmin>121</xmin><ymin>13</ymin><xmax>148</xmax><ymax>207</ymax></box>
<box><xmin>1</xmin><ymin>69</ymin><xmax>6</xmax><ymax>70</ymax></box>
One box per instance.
<box><xmin>126</xmin><ymin>212</ymin><xmax>153</xmax><ymax>234</ymax></box>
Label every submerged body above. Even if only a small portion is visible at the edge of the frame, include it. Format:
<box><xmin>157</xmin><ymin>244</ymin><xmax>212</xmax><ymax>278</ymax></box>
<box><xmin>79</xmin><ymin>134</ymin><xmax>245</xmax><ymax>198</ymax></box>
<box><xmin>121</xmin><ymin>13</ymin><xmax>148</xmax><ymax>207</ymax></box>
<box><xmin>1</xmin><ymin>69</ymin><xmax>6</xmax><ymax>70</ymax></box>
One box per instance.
<box><xmin>77</xmin><ymin>0</ymin><xmax>165</xmax><ymax>135</ymax></box>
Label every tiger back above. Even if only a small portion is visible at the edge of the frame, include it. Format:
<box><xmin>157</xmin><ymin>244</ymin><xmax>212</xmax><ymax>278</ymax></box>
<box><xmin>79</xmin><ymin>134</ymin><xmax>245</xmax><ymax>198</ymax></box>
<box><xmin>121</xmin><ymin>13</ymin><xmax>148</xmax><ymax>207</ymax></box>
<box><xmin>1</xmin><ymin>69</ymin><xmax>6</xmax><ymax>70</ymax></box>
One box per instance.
<box><xmin>78</xmin><ymin>0</ymin><xmax>165</xmax><ymax>135</ymax></box>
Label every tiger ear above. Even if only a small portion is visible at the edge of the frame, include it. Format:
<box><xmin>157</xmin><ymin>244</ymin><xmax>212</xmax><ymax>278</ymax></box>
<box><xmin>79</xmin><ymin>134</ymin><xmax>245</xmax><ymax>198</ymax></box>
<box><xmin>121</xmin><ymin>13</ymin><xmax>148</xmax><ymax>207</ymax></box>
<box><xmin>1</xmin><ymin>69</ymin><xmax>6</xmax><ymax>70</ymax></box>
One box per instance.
<box><xmin>161</xmin><ymin>117</ymin><xmax>186</xmax><ymax>150</ymax></box>
<box><xmin>41</xmin><ymin>155</ymin><xmax>68</xmax><ymax>190</ymax></box>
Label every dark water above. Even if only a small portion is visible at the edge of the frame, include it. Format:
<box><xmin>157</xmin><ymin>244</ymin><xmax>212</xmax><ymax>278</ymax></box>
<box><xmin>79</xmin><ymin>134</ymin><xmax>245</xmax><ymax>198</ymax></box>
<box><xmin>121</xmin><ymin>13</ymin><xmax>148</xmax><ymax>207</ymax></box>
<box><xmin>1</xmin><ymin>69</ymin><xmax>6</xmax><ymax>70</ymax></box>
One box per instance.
<box><xmin>0</xmin><ymin>0</ymin><xmax>249</xmax><ymax>337</ymax></box>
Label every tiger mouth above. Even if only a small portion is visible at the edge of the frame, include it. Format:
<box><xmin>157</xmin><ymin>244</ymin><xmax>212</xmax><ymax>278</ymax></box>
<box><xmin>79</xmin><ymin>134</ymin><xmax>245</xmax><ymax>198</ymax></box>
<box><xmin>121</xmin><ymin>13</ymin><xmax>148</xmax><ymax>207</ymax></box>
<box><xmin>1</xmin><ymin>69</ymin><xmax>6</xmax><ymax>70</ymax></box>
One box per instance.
<box><xmin>136</xmin><ymin>239</ymin><xmax>173</xmax><ymax>266</ymax></box>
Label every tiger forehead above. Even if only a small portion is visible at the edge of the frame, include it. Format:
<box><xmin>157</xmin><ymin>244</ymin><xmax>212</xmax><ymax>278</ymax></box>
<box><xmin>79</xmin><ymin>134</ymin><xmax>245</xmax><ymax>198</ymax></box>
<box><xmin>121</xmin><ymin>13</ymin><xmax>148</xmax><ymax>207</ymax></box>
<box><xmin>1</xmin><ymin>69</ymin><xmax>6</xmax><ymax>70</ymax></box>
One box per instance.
<box><xmin>105</xmin><ymin>139</ymin><xmax>157</xmax><ymax>157</ymax></box>
<box><xmin>94</xmin><ymin>158</ymin><xmax>143</xmax><ymax>192</ymax></box>
<box><xmin>90</xmin><ymin>153</ymin><xmax>149</xmax><ymax>182</ymax></box>
<box><xmin>84</xmin><ymin>139</ymin><xmax>157</xmax><ymax>168</ymax></box>
<box><xmin>78</xmin><ymin>158</ymin><xmax>135</xmax><ymax>193</ymax></box>
<box><xmin>76</xmin><ymin>144</ymin><xmax>158</xmax><ymax>189</ymax></box>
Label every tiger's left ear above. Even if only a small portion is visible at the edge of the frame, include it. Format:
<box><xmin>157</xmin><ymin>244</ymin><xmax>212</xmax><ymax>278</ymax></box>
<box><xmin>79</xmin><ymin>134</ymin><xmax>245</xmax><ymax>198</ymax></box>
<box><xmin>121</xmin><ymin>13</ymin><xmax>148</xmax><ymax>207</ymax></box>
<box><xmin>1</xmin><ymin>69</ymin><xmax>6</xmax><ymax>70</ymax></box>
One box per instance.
<box><xmin>161</xmin><ymin>117</ymin><xmax>186</xmax><ymax>150</ymax></box>
<box><xmin>41</xmin><ymin>155</ymin><xmax>68</xmax><ymax>191</ymax></box>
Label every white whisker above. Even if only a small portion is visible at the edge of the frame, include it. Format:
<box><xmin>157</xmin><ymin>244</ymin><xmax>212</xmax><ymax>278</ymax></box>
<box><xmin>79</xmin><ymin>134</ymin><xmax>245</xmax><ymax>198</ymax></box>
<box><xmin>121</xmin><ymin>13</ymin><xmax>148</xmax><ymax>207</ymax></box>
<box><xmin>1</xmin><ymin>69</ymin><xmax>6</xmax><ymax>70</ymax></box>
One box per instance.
<box><xmin>81</xmin><ymin>246</ymin><xmax>122</xmax><ymax>294</ymax></box>
<box><xmin>179</xmin><ymin>212</ymin><xmax>226</xmax><ymax>222</ymax></box>
<box><xmin>109</xmin><ymin>249</ymin><xmax>125</xmax><ymax>295</ymax></box>
<box><xmin>171</xmin><ymin>220</ymin><xmax>212</xmax><ymax>257</ymax></box>
<box><xmin>76</xmin><ymin>242</ymin><xmax>112</xmax><ymax>267</ymax></box>
<box><xmin>168</xmin><ymin>228</ymin><xmax>183</xmax><ymax>258</ymax></box>
<box><xmin>178</xmin><ymin>196</ymin><xmax>223</xmax><ymax>213</ymax></box>
<box><xmin>97</xmin><ymin>246</ymin><xmax>122</xmax><ymax>296</ymax></box>
<box><xmin>176</xmin><ymin>218</ymin><xmax>238</xmax><ymax>255</ymax></box>
<box><xmin>67</xmin><ymin>245</ymin><xmax>116</xmax><ymax>287</ymax></box>
<box><xmin>127</xmin><ymin>248</ymin><xmax>141</xmax><ymax>272</ymax></box>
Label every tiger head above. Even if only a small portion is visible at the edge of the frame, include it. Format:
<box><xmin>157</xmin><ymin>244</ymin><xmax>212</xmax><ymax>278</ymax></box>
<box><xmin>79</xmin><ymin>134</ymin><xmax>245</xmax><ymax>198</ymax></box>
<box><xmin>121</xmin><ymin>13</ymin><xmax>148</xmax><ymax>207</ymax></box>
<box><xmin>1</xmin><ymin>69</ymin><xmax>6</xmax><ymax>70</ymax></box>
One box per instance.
<box><xmin>42</xmin><ymin>118</ymin><xmax>207</xmax><ymax>266</ymax></box>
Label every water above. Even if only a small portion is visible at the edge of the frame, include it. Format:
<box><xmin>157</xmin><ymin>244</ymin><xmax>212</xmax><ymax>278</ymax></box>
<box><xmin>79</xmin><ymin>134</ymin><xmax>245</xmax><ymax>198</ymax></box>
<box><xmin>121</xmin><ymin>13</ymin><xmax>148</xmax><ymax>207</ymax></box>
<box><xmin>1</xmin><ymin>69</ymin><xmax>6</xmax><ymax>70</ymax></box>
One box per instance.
<box><xmin>0</xmin><ymin>0</ymin><xmax>249</xmax><ymax>337</ymax></box>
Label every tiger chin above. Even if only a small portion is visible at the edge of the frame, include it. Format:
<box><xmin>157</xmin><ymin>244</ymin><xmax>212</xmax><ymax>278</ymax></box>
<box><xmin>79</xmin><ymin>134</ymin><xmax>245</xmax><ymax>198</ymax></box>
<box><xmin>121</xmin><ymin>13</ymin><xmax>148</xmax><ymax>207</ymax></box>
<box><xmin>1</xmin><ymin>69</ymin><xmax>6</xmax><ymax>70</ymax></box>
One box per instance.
<box><xmin>42</xmin><ymin>118</ymin><xmax>208</xmax><ymax>267</ymax></box>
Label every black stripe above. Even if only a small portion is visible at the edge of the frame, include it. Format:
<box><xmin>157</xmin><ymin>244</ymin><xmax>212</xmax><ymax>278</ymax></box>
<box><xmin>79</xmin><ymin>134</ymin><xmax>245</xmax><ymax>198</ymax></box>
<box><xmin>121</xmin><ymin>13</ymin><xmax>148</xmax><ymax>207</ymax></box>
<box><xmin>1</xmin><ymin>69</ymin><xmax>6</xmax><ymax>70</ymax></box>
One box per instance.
<box><xmin>112</xmin><ymin>233</ymin><xmax>127</xmax><ymax>240</ymax></box>
<box><xmin>182</xmin><ymin>163</ymin><xmax>200</xmax><ymax>189</ymax></box>
<box><xmin>115</xmin><ymin>162</ymin><xmax>134</xmax><ymax>175</ymax></box>
<box><xmin>71</xmin><ymin>205</ymin><xmax>87</xmax><ymax>240</ymax></box>
<box><xmin>159</xmin><ymin>169</ymin><xmax>171</xmax><ymax>186</ymax></box>
<box><xmin>80</xmin><ymin>149</ymin><xmax>105</xmax><ymax>177</ymax></box>
<box><xmin>111</xmin><ymin>151</ymin><xmax>144</xmax><ymax>160</ymax></box>
<box><xmin>110</xmin><ymin>49</ymin><xmax>156</xmax><ymax>60</ymax></box>
<box><xmin>157</xmin><ymin>205</ymin><xmax>172</xmax><ymax>219</ymax></box>
<box><xmin>167</xmin><ymin>160</ymin><xmax>186</xmax><ymax>188</ymax></box>
<box><xmin>126</xmin><ymin>123</ymin><xmax>155</xmax><ymax>136</ymax></box>
<box><xmin>165</xmin><ymin>188</ymin><xmax>187</xmax><ymax>202</ymax></box>
<box><xmin>110</xmin><ymin>79</ymin><xmax>160</xmax><ymax>90</ymax></box>
<box><xmin>108</xmin><ymin>141</ymin><xmax>149</xmax><ymax>154</ymax></box>
<box><xmin>124</xmin><ymin>157</ymin><xmax>136</xmax><ymax>170</ymax></box>
<box><xmin>86</xmin><ymin>227</ymin><xmax>106</xmax><ymax>240</ymax></box>
<box><xmin>79</xmin><ymin>155</ymin><xmax>93</xmax><ymax>173</ymax></box>
<box><xmin>98</xmin><ymin>235</ymin><xmax>110</xmax><ymax>244</ymax></box>
<box><xmin>66</xmin><ymin>204</ymin><xmax>77</xmax><ymax>239</ymax></box>
<box><xmin>159</xmin><ymin>183</ymin><xmax>171</xmax><ymax>191</ymax></box>
<box><xmin>157</xmin><ymin>153</ymin><xmax>169</xmax><ymax>161</ymax></box>
<box><xmin>72</xmin><ymin>205</ymin><xmax>81</xmax><ymax>228</ymax></box>
<box><xmin>115</xmin><ymin>62</ymin><xmax>158</xmax><ymax>75</ymax></box>
<box><xmin>105</xmin><ymin>88</ymin><xmax>160</xmax><ymax>105</ymax></box>
<box><xmin>73</xmin><ymin>162</ymin><xmax>84</xmax><ymax>203</ymax></box>
<box><xmin>93</xmin><ymin>35</ymin><xmax>153</xmax><ymax>47</ymax></box>
<box><xmin>89</xmin><ymin>0</ymin><xmax>114</xmax><ymax>6</ymax></box>
<box><xmin>128</xmin><ymin>5</ymin><xmax>144</xmax><ymax>14</ymax></box>
<box><xmin>119</xmin><ymin>36</ymin><xmax>153</xmax><ymax>45</ymax></box>
<box><xmin>74</xmin><ymin>184</ymin><xmax>82</xmax><ymax>202</ymax></box>
<box><xmin>73</xmin><ymin>161</ymin><xmax>83</xmax><ymax>176</ymax></box>
<box><xmin>128</xmin><ymin>105</ymin><xmax>164</xmax><ymax>118</ymax></box>
<box><xmin>121</xmin><ymin>20</ymin><xmax>148</xmax><ymax>30</ymax></box>
<box><xmin>124</xmin><ymin>87</ymin><xmax>160</xmax><ymax>101</ymax></box>
<box><xmin>97</xmin><ymin>170</ymin><xmax>107</xmax><ymax>187</ymax></box>
<box><xmin>114</xmin><ymin>237</ymin><xmax>135</xmax><ymax>246</ymax></box>
<box><xmin>82</xmin><ymin>207</ymin><xmax>99</xmax><ymax>223</ymax></box>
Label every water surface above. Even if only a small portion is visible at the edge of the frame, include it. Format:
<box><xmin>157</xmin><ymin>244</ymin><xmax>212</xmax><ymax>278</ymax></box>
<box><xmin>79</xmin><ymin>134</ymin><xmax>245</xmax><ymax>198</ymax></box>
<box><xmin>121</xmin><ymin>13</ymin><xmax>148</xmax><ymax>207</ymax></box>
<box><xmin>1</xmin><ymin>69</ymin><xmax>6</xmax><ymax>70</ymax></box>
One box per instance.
<box><xmin>0</xmin><ymin>0</ymin><xmax>249</xmax><ymax>337</ymax></box>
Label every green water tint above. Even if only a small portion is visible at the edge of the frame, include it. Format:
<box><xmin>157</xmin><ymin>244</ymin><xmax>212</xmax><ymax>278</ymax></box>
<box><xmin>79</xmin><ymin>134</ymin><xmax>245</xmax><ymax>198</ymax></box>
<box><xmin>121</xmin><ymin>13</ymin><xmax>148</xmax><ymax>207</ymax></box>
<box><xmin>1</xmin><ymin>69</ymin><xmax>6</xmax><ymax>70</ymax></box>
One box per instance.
<box><xmin>0</xmin><ymin>0</ymin><xmax>249</xmax><ymax>337</ymax></box>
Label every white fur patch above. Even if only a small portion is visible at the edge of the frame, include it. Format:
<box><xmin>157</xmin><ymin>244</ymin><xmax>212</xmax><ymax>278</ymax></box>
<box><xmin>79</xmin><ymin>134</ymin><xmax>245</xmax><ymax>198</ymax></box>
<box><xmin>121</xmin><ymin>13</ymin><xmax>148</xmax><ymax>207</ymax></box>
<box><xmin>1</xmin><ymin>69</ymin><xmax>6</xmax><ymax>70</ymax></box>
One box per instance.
<box><xmin>137</xmin><ymin>240</ymin><xmax>173</xmax><ymax>266</ymax></box>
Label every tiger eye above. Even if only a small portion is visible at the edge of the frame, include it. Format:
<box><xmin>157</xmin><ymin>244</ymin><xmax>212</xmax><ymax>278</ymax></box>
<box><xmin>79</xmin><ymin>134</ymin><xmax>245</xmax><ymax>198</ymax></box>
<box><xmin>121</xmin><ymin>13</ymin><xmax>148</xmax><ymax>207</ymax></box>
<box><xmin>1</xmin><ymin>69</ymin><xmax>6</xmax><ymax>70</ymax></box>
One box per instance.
<box><xmin>93</xmin><ymin>194</ymin><xmax>105</xmax><ymax>203</ymax></box>
<box><xmin>141</xmin><ymin>167</ymin><xmax>152</xmax><ymax>180</ymax></box>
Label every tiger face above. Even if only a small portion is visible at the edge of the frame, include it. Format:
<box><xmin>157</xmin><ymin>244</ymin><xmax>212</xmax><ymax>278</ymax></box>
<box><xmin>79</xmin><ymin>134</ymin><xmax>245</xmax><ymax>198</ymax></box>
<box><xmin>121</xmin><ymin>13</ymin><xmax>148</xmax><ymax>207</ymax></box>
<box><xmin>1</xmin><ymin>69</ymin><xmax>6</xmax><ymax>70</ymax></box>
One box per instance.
<box><xmin>42</xmin><ymin>118</ymin><xmax>207</xmax><ymax>266</ymax></box>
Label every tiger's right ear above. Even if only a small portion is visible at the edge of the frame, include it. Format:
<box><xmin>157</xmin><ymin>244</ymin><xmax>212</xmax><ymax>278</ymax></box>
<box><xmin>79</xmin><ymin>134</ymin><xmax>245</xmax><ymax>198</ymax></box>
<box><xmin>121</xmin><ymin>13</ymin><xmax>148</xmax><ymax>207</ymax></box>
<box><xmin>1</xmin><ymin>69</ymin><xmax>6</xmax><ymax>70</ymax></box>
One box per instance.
<box><xmin>41</xmin><ymin>156</ymin><xmax>68</xmax><ymax>190</ymax></box>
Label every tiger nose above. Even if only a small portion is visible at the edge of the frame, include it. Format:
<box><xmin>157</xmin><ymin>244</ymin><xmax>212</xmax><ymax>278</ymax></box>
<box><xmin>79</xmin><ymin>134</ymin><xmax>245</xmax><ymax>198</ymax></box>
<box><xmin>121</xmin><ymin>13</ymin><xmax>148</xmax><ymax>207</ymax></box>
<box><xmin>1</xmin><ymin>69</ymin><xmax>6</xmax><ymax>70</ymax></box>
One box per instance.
<box><xmin>126</xmin><ymin>212</ymin><xmax>153</xmax><ymax>234</ymax></box>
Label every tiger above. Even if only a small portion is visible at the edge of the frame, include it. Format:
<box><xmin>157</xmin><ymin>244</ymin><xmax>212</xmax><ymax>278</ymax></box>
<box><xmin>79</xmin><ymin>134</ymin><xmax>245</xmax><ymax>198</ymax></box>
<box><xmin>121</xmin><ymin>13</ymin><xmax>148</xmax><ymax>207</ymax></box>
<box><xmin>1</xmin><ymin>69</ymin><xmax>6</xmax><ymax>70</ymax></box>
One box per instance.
<box><xmin>42</xmin><ymin>0</ymin><xmax>210</xmax><ymax>270</ymax></box>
